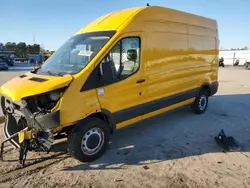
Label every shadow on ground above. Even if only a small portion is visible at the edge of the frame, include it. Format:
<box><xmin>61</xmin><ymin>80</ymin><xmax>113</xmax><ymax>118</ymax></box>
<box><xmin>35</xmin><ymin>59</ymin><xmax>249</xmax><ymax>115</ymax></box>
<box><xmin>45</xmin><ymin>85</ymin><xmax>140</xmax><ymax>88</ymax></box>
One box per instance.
<box><xmin>11</xmin><ymin>94</ymin><xmax>250</xmax><ymax>170</ymax></box>
<box><xmin>60</xmin><ymin>94</ymin><xmax>250</xmax><ymax>171</ymax></box>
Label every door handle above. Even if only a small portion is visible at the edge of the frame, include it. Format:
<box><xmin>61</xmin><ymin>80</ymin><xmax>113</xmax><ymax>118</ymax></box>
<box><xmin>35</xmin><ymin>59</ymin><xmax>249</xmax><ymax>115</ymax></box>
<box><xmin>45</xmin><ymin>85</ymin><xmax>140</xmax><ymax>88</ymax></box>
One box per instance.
<box><xmin>136</xmin><ymin>79</ymin><xmax>146</xmax><ymax>83</ymax></box>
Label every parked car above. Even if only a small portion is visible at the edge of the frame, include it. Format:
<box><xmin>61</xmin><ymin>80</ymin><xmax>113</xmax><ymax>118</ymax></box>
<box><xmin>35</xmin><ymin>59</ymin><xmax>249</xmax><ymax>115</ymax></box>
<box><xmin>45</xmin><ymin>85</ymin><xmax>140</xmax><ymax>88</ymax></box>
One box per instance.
<box><xmin>1</xmin><ymin>56</ymin><xmax>14</xmax><ymax>66</ymax></box>
<box><xmin>0</xmin><ymin>58</ymin><xmax>8</xmax><ymax>70</ymax></box>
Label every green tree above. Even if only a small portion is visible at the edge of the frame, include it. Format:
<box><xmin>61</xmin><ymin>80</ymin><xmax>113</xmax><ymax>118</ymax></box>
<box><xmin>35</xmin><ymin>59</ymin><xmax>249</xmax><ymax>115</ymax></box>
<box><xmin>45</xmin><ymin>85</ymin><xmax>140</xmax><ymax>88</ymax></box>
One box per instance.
<box><xmin>4</xmin><ymin>42</ymin><xmax>16</xmax><ymax>51</ymax></box>
<box><xmin>27</xmin><ymin>45</ymin><xmax>33</xmax><ymax>54</ymax></box>
<box><xmin>3</xmin><ymin>42</ymin><xmax>41</xmax><ymax>57</ymax></box>
<box><xmin>32</xmin><ymin>44</ymin><xmax>40</xmax><ymax>54</ymax></box>
<box><xmin>16</xmin><ymin>42</ymin><xmax>27</xmax><ymax>57</ymax></box>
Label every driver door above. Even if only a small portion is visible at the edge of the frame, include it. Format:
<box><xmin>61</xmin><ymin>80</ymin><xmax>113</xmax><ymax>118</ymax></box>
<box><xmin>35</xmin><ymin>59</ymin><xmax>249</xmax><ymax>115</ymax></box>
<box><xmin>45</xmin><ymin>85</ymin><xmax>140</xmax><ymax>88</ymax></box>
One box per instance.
<box><xmin>97</xmin><ymin>32</ymin><xmax>146</xmax><ymax>129</ymax></box>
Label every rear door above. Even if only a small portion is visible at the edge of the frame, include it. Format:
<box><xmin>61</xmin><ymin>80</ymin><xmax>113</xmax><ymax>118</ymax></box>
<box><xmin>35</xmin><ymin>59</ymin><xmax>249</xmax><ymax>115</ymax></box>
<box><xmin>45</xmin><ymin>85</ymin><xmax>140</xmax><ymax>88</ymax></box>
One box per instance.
<box><xmin>97</xmin><ymin>32</ymin><xmax>147</xmax><ymax>129</ymax></box>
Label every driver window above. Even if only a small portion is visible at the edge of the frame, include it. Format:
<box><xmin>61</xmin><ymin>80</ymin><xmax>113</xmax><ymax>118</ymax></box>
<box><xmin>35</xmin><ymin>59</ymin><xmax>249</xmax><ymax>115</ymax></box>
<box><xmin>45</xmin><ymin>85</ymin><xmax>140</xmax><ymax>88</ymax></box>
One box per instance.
<box><xmin>102</xmin><ymin>37</ymin><xmax>140</xmax><ymax>81</ymax></box>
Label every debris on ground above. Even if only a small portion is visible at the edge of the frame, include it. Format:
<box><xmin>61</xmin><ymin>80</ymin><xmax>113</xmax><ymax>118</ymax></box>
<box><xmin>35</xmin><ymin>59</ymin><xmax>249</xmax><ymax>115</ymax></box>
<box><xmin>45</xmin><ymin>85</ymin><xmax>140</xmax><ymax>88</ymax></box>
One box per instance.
<box><xmin>143</xmin><ymin>165</ymin><xmax>150</xmax><ymax>170</ymax></box>
<box><xmin>215</xmin><ymin>129</ymin><xmax>240</xmax><ymax>151</ymax></box>
<box><xmin>114</xmin><ymin>179</ymin><xmax>123</xmax><ymax>182</ymax></box>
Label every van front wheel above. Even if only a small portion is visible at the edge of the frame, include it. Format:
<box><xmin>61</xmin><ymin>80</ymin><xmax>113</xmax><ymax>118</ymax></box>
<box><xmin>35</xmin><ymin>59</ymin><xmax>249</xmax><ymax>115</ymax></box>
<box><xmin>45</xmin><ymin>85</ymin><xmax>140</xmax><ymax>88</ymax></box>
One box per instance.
<box><xmin>191</xmin><ymin>90</ymin><xmax>208</xmax><ymax>114</ymax></box>
<box><xmin>68</xmin><ymin>117</ymin><xmax>110</xmax><ymax>162</ymax></box>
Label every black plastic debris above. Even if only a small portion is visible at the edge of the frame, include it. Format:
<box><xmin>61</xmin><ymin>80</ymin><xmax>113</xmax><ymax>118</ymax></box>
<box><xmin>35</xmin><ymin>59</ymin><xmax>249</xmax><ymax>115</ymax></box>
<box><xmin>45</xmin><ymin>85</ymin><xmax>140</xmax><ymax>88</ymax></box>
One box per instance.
<box><xmin>143</xmin><ymin>165</ymin><xmax>150</xmax><ymax>170</ymax></box>
<box><xmin>215</xmin><ymin>129</ymin><xmax>240</xmax><ymax>151</ymax></box>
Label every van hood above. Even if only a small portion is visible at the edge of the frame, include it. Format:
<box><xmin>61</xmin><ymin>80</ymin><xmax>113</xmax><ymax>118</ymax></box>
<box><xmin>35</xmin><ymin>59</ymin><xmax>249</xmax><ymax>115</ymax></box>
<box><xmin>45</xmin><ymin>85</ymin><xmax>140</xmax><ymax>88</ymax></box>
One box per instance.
<box><xmin>0</xmin><ymin>72</ymin><xmax>73</xmax><ymax>101</ymax></box>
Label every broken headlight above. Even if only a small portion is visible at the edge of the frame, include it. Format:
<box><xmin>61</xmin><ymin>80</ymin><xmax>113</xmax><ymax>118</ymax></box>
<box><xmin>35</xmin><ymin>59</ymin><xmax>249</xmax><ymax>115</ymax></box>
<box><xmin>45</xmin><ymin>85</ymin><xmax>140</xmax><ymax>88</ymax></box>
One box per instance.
<box><xmin>23</xmin><ymin>87</ymin><xmax>66</xmax><ymax>113</ymax></box>
<box><xmin>49</xmin><ymin>89</ymin><xmax>64</xmax><ymax>101</ymax></box>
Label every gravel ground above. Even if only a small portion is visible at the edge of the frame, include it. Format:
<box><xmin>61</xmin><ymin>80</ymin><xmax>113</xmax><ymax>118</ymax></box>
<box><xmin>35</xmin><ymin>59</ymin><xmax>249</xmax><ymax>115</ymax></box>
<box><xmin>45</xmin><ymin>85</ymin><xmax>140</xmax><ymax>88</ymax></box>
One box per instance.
<box><xmin>0</xmin><ymin>67</ymin><xmax>250</xmax><ymax>188</ymax></box>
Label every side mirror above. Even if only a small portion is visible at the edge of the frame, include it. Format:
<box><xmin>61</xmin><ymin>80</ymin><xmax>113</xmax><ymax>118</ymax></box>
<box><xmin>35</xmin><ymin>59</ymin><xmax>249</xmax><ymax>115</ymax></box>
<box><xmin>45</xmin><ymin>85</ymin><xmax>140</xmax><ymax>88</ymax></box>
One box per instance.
<box><xmin>99</xmin><ymin>61</ymin><xmax>114</xmax><ymax>85</ymax></box>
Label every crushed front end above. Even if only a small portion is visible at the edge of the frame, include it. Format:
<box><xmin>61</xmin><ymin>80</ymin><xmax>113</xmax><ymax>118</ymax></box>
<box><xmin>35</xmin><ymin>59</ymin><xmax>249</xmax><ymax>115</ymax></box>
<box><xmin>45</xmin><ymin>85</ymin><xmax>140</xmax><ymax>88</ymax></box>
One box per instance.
<box><xmin>0</xmin><ymin>88</ymin><xmax>65</xmax><ymax>166</ymax></box>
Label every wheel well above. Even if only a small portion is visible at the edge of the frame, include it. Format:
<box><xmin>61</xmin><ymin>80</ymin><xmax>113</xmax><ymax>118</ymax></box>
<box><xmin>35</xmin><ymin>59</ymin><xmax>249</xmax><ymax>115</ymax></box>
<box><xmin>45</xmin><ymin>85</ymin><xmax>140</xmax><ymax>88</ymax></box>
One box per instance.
<box><xmin>201</xmin><ymin>85</ymin><xmax>211</xmax><ymax>96</ymax></box>
<box><xmin>88</xmin><ymin>112</ymin><xmax>114</xmax><ymax>134</ymax></box>
<box><xmin>61</xmin><ymin>112</ymin><xmax>115</xmax><ymax>136</ymax></box>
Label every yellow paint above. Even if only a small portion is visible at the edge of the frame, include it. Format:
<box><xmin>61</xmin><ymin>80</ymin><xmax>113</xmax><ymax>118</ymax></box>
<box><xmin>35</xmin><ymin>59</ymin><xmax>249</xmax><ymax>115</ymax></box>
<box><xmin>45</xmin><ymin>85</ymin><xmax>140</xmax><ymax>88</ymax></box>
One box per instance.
<box><xmin>18</xmin><ymin>132</ymin><xmax>24</xmax><ymax>143</ymax></box>
<box><xmin>18</xmin><ymin>130</ymin><xmax>33</xmax><ymax>143</ymax></box>
<box><xmin>0</xmin><ymin>6</ymin><xmax>218</xmax><ymax>132</ymax></box>
<box><xmin>74</xmin><ymin>7</ymin><xmax>144</xmax><ymax>34</ymax></box>
<box><xmin>142</xmin><ymin>98</ymin><xmax>195</xmax><ymax>122</ymax></box>
<box><xmin>116</xmin><ymin>98</ymin><xmax>195</xmax><ymax>129</ymax></box>
<box><xmin>0</xmin><ymin>72</ymin><xmax>72</xmax><ymax>101</ymax></box>
<box><xmin>116</xmin><ymin>116</ymin><xmax>143</xmax><ymax>129</ymax></box>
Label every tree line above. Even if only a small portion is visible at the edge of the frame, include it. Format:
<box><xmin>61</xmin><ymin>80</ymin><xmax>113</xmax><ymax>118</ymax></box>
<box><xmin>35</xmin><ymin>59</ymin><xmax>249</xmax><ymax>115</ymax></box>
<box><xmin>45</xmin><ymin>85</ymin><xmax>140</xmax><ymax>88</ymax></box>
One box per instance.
<box><xmin>0</xmin><ymin>42</ymin><xmax>41</xmax><ymax>58</ymax></box>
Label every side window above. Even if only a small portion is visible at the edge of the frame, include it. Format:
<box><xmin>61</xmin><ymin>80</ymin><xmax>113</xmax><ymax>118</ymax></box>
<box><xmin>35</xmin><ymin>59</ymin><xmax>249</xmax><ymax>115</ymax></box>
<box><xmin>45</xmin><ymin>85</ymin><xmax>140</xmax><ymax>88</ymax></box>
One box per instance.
<box><xmin>102</xmin><ymin>37</ymin><xmax>140</xmax><ymax>82</ymax></box>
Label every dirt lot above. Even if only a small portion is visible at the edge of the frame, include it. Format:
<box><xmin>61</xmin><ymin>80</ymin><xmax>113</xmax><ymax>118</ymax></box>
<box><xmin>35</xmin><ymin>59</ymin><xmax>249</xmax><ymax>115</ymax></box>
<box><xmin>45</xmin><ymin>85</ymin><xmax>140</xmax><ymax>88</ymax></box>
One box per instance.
<box><xmin>0</xmin><ymin>67</ymin><xmax>250</xmax><ymax>188</ymax></box>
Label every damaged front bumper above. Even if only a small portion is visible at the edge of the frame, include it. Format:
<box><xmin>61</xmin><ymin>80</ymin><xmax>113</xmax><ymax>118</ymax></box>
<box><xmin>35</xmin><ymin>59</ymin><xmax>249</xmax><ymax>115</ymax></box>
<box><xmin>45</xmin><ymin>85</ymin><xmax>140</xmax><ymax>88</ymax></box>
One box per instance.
<box><xmin>0</xmin><ymin>95</ymin><xmax>58</xmax><ymax>165</ymax></box>
<box><xmin>35</xmin><ymin>110</ymin><xmax>60</xmax><ymax>129</ymax></box>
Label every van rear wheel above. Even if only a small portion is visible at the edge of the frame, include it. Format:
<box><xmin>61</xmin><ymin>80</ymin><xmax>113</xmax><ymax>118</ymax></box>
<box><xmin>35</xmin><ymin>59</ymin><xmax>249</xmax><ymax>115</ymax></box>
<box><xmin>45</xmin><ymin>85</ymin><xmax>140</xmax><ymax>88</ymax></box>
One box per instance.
<box><xmin>68</xmin><ymin>117</ymin><xmax>110</xmax><ymax>162</ymax></box>
<box><xmin>191</xmin><ymin>89</ymin><xmax>208</xmax><ymax>114</ymax></box>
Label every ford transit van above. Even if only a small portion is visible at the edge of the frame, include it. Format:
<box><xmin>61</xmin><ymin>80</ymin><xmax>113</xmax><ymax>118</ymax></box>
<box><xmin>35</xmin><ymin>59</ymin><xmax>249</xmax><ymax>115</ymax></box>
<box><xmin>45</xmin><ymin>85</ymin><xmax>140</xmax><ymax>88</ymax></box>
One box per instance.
<box><xmin>0</xmin><ymin>6</ymin><xmax>218</xmax><ymax>163</ymax></box>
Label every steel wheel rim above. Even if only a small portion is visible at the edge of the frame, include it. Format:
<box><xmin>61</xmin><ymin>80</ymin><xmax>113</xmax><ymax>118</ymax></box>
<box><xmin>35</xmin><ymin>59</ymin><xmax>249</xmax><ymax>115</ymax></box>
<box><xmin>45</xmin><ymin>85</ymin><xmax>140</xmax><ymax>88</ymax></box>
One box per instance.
<box><xmin>199</xmin><ymin>95</ymin><xmax>207</xmax><ymax>111</ymax></box>
<box><xmin>81</xmin><ymin>127</ymin><xmax>104</xmax><ymax>156</ymax></box>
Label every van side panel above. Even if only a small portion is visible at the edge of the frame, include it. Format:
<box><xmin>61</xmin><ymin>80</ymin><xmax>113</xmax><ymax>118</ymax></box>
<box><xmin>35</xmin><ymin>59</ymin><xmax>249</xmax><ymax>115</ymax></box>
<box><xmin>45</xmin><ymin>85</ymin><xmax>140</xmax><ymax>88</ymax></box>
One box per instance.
<box><xmin>187</xmin><ymin>25</ymin><xmax>218</xmax><ymax>86</ymax></box>
<box><xmin>188</xmin><ymin>35</ymin><xmax>216</xmax><ymax>87</ymax></box>
<box><xmin>142</xmin><ymin>20</ymin><xmax>218</xmax><ymax>119</ymax></box>
<box><xmin>188</xmin><ymin>25</ymin><xmax>217</xmax><ymax>37</ymax></box>
<box><xmin>145</xmin><ymin>21</ymin><xmax>193</xmax><ymax>105</ymax></box>
<box><xmin>185</xmin><ymin>13</ymin><xmax>217</xmax><ymax>30</ymax></box>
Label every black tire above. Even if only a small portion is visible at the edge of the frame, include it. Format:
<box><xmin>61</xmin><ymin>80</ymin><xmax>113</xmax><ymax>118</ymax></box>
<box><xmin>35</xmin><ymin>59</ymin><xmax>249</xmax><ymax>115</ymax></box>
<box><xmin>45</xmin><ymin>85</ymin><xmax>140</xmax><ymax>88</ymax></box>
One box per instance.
<box><xmin>68</xmin><ymin>117</ymin><xmax>110</xmax><ymax>162</ymax></box>
<box><xmin>191</xmin><ymin>89</ymin><xmax>209</xmax><ymax>114</ymax></box>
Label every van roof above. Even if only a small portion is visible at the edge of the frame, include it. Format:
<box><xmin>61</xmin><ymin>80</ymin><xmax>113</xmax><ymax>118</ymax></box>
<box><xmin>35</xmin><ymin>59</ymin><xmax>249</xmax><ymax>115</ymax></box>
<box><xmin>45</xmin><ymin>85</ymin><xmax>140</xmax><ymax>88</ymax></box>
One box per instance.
<box><xmin>75</xmin><ymin>7</ymin><xmax>144</xmax><ymax>34</ymax></box>
<box><xmin>75</xmin><ymin>6</ymin><xmax>217</xmax><ymax>35</ymax></box>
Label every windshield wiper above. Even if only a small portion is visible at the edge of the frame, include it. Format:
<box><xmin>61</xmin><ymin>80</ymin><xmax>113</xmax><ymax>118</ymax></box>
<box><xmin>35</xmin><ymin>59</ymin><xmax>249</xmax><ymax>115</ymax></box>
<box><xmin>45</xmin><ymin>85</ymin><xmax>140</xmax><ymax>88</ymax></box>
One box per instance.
<box><xmin>47</xmin><ymin>70</ymin><xmax>63</xmax><ymax>76</ymax></box>
<box><xmin>31</xmin><ymin>66</ymin><xmax>41</xmax><ymax>73</ymax></box>
<box><xmin>36</xmin><ymin>69</ymin><xmax>63</xmax><ymax>76</ymax></box>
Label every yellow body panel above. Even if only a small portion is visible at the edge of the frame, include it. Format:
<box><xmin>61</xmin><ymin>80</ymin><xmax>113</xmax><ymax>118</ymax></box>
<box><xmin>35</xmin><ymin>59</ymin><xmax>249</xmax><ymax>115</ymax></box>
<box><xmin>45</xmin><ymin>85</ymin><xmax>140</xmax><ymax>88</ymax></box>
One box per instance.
<box><xmin>18</xmin><ymin>132</ymin><xmax>25</xmax><ymax>143</ymax></box>
<box><xmin>18</xmin><ymin>130</ymin><xmax>33</xmax><ymax>143</ymax></box>
<box><xmin>0</xmin><ymin>72</ymin><xmax>72</xmax><ymax>101</ymax></box>
<box><xmin>75</xmin><ymin>7</ymin><xmax>144</xmax><ymax>34</ymax></box>
<box><xmin>116</xmin><ymin>98</ymin><xmax>195</xmax><ymax>129</ymax></box>
<box><xmin>95</xmin><ymin>31</ymin><xmax>146</xmax><ymax>120</ymax></box>
<box><xmin>0</xmin><ymin>6</ymin><xmax>218</xmax><ymax>133</ymax></box>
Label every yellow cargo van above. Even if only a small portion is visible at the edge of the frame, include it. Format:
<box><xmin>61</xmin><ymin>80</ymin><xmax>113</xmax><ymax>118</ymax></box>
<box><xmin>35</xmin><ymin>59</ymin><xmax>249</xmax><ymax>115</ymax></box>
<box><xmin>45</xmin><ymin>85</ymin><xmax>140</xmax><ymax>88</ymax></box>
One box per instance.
<box><xmin>0</xmin><ymin>6</ymin><xmax>218</xmax><ymax>163</ymax></box>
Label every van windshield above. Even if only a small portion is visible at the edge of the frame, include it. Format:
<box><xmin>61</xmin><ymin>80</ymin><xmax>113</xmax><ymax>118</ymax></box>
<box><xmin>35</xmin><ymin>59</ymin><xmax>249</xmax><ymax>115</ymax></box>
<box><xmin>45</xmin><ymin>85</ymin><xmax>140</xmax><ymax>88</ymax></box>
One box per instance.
<box><xmin>36</xmin><ymin>31</ymin><xmax>116</xmax><ymax>76</ymax></box>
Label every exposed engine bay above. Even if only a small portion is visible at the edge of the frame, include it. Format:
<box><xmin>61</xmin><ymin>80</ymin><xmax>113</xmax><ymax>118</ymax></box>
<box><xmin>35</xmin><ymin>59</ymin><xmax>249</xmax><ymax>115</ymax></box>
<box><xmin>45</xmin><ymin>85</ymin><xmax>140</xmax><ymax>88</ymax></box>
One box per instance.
<box><xmin>0</xmin><ymin>88</ymin><xmax>65</xmax><ymax>166</ymax></box>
